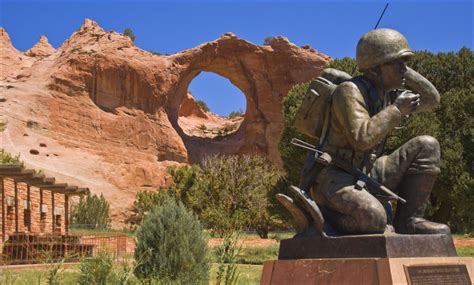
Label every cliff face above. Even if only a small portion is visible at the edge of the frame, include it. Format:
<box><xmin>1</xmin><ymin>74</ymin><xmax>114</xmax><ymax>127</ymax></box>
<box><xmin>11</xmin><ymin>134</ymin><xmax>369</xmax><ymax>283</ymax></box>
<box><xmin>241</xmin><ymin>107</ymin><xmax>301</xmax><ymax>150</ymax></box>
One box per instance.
<box><xmin>0</xmin><ymin>19</ymin><xmax>330</xmax><ymax>225</ymax></box>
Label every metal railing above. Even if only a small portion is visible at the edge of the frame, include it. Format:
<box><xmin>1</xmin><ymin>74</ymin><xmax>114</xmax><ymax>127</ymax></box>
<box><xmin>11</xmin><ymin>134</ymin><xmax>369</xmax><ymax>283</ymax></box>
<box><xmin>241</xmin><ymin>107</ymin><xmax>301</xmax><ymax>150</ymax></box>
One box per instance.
<box><xmin>0</xmin><ymin>225</ymin><xmax>135</xmax><ymax>265</ymax></box>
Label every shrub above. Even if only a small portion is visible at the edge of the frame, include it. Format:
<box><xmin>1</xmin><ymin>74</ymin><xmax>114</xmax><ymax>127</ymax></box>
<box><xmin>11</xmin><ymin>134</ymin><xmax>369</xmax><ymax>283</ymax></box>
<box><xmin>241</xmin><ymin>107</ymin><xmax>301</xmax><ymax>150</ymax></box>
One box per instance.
<box><xmin>180</xmin><ymin>155</ymin><xmax>284</xmax><ymax>238</ymax></box>
<box><xmin>77</xmin><ymin>251</ymin><xmax>114</xmax><ymax>285</ymax></box>
<box><xmin>128</xmin><ymin>156</ymin><xmax>291</xmax><ymax>237</ymax></box>
<box><xmin>0</xmin><ymin>149</ymin><xmax>23</xmax><ymax>166</ymax></box>
<box><xmin>263</xmin><ymin>36</ymin><xmax>274</xmax><ymax>46</ymax></box>
<box><xmin>123</xmin><ymin>28</ymin><xmax>135</xmax><ymax>42</ymax></box>
<box><xmin>125</xmin><ymin>166</ymin><xmax>199</xmax><ymax>231</ymax></box>
<box><xmin>215</xmin><ymin>128</ymin><xmax>231</xmax><ymax>138</ymax></box>
<box><xmin>328</xmin><ymin>56</ymin><xmax>361</xmax><ymax>77</ymax></box>
<box><xmin>70</xmin><ymin>193</ymin><xmax>110</xmax><ymax>229</ymax></box>
<box><xmin>109</xmin><ymin>255</ymin><xmax>140</xmax><ymax>285</ymax></box>
<box><xmin>125</xmin><ymin>189</ymin><xmax>177</xmax><ymax>230</ymax></box>
<box><xmin>197</xmin><ymin>99</ymin><xmax>210</xmax><ymax>112</ymax></box>
<box><xmin>214</xmin><ymin>231</ymin><xmax>241</xmax><ymax>285</ymax></box>
<box><xmin>228</xmin><ymin>109</ymin><xmax>244</xmax><ymax>118</ymax></box>
<box><xmin>134</xmin><ymin>198</ymin><xmax>209</xmax><ymax>283</ymax></box>
<box><xmin>0</xmin><ymin>120</ymin><xmax>6</xmax><ymax>132</ymax></box>
<box><xmin>47</xmin><ymin>258</ymin><xmax>65</xmax><ymax>285</ymax></box>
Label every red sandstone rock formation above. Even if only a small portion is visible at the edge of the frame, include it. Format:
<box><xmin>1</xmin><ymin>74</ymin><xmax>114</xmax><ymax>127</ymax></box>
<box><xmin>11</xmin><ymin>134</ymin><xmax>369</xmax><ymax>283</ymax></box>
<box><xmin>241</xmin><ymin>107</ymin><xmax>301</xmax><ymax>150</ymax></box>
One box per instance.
<box><xmin>0</xmin><ymin>19</ymin><xmax>330</xmax><ymax>225</ymax></box>
<box><xmin>178</xmin><ymin>92</ymin><xmax>208</xmax><ymax>119</ymax></box>
<box><xmin>0</xmin><ymin>28</ymin><xmax>35</xmax><ymax>80</ymax></box>
<box><xmin>25</xmin><ymin>35</ymin><xmax>55</xmax><ymax>58</ymax></box>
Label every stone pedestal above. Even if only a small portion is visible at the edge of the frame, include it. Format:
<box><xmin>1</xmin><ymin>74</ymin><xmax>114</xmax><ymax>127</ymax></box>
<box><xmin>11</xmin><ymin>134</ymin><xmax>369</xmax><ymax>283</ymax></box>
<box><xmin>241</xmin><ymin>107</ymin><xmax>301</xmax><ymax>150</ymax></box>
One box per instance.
<box><xmin>279</xmin><ymin>234</ymin><xmax>457</xmax><ymax>259</ymax></box>
<box><xmin>262</xmin><ymin>234</ymin><xmax>472</xmax><ymax>284</ymax></box>
<box><xmin>261</xmin><ymin>257</ymin><xmax>473</xmax><ymax>285</ymax></box>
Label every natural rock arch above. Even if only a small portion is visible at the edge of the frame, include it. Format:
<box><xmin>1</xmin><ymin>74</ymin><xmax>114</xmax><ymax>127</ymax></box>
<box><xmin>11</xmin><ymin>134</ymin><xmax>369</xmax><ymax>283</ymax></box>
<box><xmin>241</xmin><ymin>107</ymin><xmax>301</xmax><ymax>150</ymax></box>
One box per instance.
<box><xmin>166</xmin><ymin>33</ymin><xmax>330</xmax><ymax>165</ymax></box>
<box><xmin>172</xmin><ymin>68</ymin><xmax>251</xmax><ymax>162</ymax></box>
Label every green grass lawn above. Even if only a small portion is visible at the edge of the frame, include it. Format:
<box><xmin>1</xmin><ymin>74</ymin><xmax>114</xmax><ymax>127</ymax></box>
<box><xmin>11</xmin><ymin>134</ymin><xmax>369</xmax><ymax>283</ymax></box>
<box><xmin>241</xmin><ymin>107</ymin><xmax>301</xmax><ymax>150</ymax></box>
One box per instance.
<box><xmin>210</xmin><ymin>263</ymin><xmax>263</xmax><ymax>285</ymax></box>
<box><xmin>236</xmin><ymin>231</ymin><xmax>294</xmax><ymax>241</ymax></box>
<box><xmin>457</xmin><ymin>247</ymin><xmax>474</xmax><ymax>257</ymax></box>
<box><xmin>0</xmin><ymin>263</ymin><xmax>263</xmax><ymax>285</ymax></box>
<box><xmin>210</xmin><ymin>244</ymin><xmax>279</xmax><ymax>265</ymax></box>
<box><xmin>0</xmin><ymin>267</ymin><xmax>80</xmax><ymax>285</ymax></box>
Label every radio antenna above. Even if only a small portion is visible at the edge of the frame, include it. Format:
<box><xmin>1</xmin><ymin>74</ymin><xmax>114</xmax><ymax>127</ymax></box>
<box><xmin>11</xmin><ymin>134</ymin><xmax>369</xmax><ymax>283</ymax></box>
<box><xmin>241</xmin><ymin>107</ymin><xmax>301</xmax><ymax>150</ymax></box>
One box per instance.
<box><xmin>374</xmin><ymin>3</ymin><xmax>390</xmax><ymax>29</ymax></box>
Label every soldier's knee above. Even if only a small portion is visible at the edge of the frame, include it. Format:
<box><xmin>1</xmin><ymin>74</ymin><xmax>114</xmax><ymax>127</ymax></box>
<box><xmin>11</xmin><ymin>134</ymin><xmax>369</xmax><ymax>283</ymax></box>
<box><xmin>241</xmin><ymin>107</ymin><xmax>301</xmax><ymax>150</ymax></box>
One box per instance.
<box><xmin>359</xmin><ymin>201</ymin><xmax>387</xmax><ymax>233</ymax></box>
<box><xmin>342</xmin><ymin>200</ymin><xmax>386</xmax><ymax>234</ymax></box>
<box><xmin>415</xmin><ymin>135</ymin><xmax>440</xmax><ymax>154</ymax></box>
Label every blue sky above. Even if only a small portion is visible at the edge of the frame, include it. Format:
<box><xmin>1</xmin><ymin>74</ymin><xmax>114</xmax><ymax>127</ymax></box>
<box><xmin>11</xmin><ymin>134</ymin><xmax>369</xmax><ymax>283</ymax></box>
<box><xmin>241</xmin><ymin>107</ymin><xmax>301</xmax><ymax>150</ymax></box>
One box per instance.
<box><xmin>1</xmin><ymin>0</ymin><xmax>472</xmax><ymax>116</ymax></box>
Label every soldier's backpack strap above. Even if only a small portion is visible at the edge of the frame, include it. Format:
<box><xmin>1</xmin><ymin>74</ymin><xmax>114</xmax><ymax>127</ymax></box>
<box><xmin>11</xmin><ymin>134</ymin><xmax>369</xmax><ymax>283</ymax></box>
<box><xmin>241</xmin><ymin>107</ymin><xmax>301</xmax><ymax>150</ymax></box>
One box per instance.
<box><xmin>351</xmin><ymin>76</ymin><xmax>380</xmax><ymax>116</ymax></box>
<box><xmin>316</xmin><ymin>96</ymin><xmax>333</xmax><ymax>151</ymax></box>
<box><xmin>350</xmin><ymin>76</ymin><xmax>382</xmax><ymax>175</ymax></box>
<box><xmin>319</xmin><ymin>76</ymin><xmax>375</xmax><ymax>152</ymax></box>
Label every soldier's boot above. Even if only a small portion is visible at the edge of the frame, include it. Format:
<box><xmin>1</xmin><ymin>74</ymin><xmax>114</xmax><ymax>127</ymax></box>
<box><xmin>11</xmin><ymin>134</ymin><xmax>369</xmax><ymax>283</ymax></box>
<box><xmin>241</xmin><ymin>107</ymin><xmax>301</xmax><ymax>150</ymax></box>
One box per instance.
<box><xmin>394</xmin><ymin>172</ymin><xmax>450</xmax><ymax>235</ymax></box>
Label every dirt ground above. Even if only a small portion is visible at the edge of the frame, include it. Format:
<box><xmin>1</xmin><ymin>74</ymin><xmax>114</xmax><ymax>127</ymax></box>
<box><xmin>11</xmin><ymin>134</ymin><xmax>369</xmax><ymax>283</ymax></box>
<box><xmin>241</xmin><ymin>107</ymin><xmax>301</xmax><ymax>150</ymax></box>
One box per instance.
<box><xmin>209</xmin><ymin>237</ymin><xmax>474</xmax><ymax>248</ymax></box>
<box><xmin>453</xmin><ymin>237</ymin><xmax>474</xmax><ymax>248</ymax></box>
<box><xmin>208</xmin><ymin>238</ymin><xmax>278</xmax><ymax>248</ymax></box>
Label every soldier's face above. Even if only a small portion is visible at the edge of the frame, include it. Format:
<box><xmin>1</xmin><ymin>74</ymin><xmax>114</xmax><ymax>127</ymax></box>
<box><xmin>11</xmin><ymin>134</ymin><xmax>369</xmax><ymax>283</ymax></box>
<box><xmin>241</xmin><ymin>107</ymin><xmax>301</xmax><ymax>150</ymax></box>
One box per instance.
<box><xmin>380</xmin><ymin>60</ymin><xmax>407</xmax><ymax>90</ymax></box>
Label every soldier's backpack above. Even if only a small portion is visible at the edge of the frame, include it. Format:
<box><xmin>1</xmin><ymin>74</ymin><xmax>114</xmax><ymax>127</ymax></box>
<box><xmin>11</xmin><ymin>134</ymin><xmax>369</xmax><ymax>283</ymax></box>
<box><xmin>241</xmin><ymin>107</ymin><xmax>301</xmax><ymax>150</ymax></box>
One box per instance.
<box><xmin>294</xmin><ymin>68</ymin><xmax>352</xmax><ymax>141</ymax></box>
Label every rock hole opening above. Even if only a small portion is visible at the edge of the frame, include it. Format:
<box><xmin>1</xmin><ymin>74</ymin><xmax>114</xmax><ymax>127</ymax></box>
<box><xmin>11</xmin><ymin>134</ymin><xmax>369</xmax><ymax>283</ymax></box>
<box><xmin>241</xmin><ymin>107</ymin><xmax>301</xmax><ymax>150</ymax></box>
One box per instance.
<box><xmin>177</xmin><ymin>72</ymin><xmax>246</xmax><ymax>139</ymax></box>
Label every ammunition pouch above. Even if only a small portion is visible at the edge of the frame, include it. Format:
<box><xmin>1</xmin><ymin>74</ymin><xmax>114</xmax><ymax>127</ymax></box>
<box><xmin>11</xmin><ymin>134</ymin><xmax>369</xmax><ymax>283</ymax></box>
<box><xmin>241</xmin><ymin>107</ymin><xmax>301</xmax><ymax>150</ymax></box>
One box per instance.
<box><xmin>322</xmin><ymin>145</ymin><xmax>367</xmax><ymax>170</ymax></box>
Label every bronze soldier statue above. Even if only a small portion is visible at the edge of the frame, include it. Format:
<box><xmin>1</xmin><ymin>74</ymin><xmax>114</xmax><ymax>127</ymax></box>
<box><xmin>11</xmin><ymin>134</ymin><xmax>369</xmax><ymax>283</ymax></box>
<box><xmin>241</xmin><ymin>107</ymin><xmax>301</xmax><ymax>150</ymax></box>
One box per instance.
<box><xmin>287</xmin><ymin>29</ymin><xmax>450</xmax><ymax>236</ymax></box>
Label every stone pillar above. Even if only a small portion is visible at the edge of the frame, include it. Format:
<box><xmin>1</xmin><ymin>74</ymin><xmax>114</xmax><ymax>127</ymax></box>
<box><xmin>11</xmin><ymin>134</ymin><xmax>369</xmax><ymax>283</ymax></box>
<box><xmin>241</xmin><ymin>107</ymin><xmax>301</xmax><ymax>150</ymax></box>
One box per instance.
<box><xmin>3</xmin><ymin>178</ymin><xmax>15</xmax><ymax>239</ymax></box>
<box><xmin>1</xmin><ymin>178</ymin><xmax>4</xmax><ymax>247</ymax></box>
<box><xmin>26</xmin><ymin>185</ymin><xmax>31</xmax><ymax>232</ymax></box>
<box><xmin>65</xmin><ymin>195</ymin><xmax>69</xmax><ymax>235</ymax></box>
<box><xmin>30</xmin><ymin>186</ymin><xmax>41</xmax><ymax>233</ymax></box>
<box><xmin>17</xmin><ymin>182</ymin><xmax>29</xmax><ymax>233</ymax></box>
<box><xmin>40</xmin><ymin>190</ymin><xmax>53</xmax><ymax>234</ymax></box>
<box><xmin>51</xmin><ymin>191</ymin><xmax>55</xmax><ymax>234</ymax></box>
<box><xmin>14</xmin><ymin>181</ymin><xmax>18</xmax><ymax>233</ymax></box>
<box><xmin>53</xmin><ymin>192</ymin><xmax>65</xmax><ymax>234</ymax></box>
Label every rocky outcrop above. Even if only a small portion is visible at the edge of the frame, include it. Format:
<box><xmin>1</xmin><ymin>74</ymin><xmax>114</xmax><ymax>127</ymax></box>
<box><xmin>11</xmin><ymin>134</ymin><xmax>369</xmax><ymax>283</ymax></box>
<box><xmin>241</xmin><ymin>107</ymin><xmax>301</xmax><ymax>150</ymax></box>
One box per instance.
<box><xmin>0</xmin><ymin>19</ymin><xmax>330</xmax><ymax>225</ymax></box>
<box><xmin>0</xmin><ymin>28</ymin><xmax>34</xmax><ymax>79</ymax></box>
<box><xmin>179</xmin><ymin>92</ymin><xmax>208</xmax><ymax>118</ymax></box>
<box><xmin>25</xmin><ymin>35</ymin><xmax>55</xmax><ymax>58</ymax></box>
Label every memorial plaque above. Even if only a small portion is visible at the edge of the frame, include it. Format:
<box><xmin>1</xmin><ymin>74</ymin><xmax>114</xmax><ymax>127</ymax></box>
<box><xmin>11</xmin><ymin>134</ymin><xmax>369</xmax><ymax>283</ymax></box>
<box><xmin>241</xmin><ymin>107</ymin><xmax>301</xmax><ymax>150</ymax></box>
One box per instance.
<box><xmin>404</xmin><ymin>264</ymin><xmax>471</xmax><ymax>285</ymax></box>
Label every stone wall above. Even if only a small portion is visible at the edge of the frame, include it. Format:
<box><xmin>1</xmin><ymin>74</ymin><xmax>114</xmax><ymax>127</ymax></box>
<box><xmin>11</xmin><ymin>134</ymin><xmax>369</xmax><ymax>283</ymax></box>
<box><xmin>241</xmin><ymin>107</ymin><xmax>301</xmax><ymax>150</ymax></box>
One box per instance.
<box><xmin>0</xmin><ymin>177</ymin><xmax>68</xmax><ymax>249</ymax></box>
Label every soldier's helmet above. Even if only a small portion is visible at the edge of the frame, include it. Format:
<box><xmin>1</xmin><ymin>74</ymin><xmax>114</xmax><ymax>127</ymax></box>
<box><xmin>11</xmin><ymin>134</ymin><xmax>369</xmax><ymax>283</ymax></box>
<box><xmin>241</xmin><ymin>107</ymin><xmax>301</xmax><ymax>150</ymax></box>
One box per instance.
<box><xmin>356</xmin><ymin>29</ymin><xmax>414</xmax><ymax>71</ymax></box>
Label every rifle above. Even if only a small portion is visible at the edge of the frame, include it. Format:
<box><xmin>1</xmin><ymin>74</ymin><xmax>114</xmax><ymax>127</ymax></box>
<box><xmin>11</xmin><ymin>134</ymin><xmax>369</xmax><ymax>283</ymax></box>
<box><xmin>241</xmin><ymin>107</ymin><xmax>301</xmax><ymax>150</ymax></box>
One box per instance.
<box><xmin>291</xmin><ymin>138</ymin><xmax>406</xmax><ymax>204</ymax></box>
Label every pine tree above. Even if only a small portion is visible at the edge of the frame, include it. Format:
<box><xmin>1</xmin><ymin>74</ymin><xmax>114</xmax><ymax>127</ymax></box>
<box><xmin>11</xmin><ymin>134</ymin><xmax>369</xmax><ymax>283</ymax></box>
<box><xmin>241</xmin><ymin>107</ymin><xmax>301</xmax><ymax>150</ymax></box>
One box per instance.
<box><xmin>123</xmin><ymin>28</ymin><xmax>135</xmax><ymax>42</ymax></box>
<box><xmin>134</xmin><ymin>198</ymin><xmax>209</xmax><ymax>283</ymax></box>
<box><xmin>70</xmin><ymin>193</ymin><xmax>110</xmax><ymax>229</ymax></box>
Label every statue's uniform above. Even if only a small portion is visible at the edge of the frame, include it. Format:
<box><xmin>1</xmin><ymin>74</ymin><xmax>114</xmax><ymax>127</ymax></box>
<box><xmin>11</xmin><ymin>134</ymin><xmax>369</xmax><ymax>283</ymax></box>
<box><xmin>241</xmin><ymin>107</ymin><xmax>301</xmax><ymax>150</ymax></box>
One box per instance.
<box><xmin>311</xmin><ymin>70</ymin><xmax>446</xmax><ymax>235</ymax></box>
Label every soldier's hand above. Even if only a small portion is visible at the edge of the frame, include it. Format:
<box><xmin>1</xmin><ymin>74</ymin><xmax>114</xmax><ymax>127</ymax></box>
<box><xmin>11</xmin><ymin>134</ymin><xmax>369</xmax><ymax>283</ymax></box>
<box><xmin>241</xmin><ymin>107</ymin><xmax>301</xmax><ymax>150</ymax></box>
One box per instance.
<box><xmin>393</xmin><ymin>90</ymin><xmax>421</xmax><ymax>116</ymax></box>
